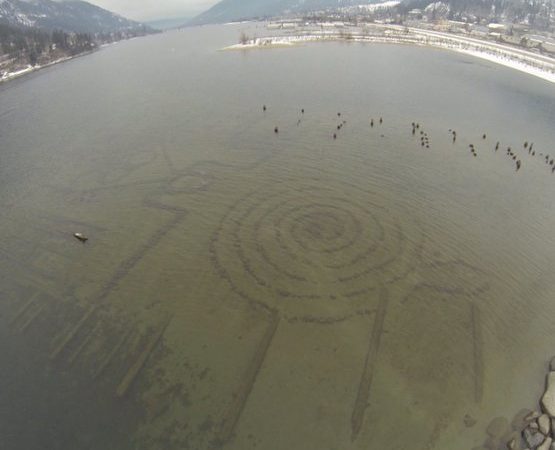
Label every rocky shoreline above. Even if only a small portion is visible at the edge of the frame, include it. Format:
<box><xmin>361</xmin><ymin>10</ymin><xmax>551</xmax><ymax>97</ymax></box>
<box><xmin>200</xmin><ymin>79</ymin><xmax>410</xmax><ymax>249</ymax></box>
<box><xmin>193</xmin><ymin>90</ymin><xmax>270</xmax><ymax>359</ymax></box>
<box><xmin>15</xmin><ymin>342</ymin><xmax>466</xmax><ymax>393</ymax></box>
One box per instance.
<box><xmin>476</xmin><ymin>361</ymin><xmax>555</xmax><ymax>450</ymax></box>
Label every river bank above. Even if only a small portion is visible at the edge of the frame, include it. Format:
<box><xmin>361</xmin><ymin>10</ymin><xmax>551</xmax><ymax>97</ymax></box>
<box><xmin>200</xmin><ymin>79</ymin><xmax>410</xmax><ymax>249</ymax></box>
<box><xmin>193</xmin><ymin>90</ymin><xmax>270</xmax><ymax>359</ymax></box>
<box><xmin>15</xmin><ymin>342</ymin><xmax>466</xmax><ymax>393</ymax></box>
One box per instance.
<box><xmin>0</xmin><ymin>49</ymin><xmax>101</xmax><ymax>85</ymax></box>
<box><xmin>223</xmin><ymin>26</ymin><xmax>555</xmax><ymax>84</ymax></box>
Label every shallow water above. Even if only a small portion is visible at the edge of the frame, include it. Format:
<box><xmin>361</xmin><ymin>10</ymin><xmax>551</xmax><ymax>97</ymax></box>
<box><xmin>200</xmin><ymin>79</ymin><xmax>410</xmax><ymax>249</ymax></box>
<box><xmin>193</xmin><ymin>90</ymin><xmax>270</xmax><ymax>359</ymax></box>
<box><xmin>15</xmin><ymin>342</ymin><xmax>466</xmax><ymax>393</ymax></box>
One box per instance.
<box><xmin>1</xmin><ymin>23</ymin><xmax>555</xmax><ymax>450</ymax></box>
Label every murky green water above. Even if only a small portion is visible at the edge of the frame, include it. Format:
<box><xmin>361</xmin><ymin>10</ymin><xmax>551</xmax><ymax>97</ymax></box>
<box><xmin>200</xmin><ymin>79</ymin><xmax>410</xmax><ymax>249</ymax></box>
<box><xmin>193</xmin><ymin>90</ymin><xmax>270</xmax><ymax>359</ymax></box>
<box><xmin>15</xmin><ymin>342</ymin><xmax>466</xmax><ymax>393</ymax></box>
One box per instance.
<box><xmin>1</xmin><ymin>23</ymin><xmax>555</xmax><ymax>450</ymax></box>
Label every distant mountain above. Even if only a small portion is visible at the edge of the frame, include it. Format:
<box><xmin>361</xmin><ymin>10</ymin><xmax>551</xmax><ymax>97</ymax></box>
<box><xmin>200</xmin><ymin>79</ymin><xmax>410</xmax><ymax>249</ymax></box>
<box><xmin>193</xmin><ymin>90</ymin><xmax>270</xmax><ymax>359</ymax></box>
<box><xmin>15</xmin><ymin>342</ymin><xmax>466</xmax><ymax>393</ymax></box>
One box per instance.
<box><xmin>189</xmin><ymin>0</ymin><xmax>555</xmax><ymax>26</ymax></box>
<box><xmin>146</xmin><ymin>17</ymin><xmax>191</xmax><ymax>31</ymax></box>
<box><xmin>188</xmin><ymin>0</ymin><xmax>386</xmax><ymax>25</ymax></box>
<box><xmin>0</xmin><ymin>0</ymin><xmax>152</xmax><ymax>34</ymax></box>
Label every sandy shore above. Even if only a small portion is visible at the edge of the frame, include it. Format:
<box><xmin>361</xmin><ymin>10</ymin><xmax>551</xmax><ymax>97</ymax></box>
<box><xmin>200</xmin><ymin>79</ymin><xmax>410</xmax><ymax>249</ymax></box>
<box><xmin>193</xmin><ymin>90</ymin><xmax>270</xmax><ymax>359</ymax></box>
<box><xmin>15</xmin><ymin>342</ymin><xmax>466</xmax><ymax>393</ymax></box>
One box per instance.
<box><xmin>223</xmin><ymin>29</ymin><xmax>555</xmax><ymax>84</ymax></box>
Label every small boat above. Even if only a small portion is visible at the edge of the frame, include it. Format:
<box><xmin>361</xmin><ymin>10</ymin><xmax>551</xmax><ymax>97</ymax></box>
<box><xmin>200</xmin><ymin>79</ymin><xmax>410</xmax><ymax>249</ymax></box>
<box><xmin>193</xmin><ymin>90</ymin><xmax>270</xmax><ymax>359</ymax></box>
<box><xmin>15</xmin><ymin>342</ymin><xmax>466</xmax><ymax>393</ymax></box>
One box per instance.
<box><xmin>74</xmin><ymin>233</ymin><xmax>88</xmax><ymax>243</ymax></box>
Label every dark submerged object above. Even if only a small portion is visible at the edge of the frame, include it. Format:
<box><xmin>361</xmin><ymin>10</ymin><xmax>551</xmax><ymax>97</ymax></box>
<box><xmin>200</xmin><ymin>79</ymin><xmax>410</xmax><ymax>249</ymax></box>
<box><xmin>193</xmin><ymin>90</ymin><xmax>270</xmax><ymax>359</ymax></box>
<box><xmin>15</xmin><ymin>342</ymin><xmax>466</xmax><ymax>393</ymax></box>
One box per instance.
<box><xmin>274</xmin><ymin>126</ymin><xmax>279</xmax><ymax>134</ymax></box>
<box><xmin>263</xmin><ymin>105</ymin><xmax>267</xmax><ymax>112</ymax></box>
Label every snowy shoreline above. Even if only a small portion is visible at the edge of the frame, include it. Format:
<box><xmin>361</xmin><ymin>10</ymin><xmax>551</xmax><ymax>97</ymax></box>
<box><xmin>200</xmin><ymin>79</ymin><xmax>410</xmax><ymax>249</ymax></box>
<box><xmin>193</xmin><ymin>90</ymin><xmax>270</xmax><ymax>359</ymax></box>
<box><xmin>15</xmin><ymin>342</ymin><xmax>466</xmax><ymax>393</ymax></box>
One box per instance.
<box><xmin>0</xmin><ymin>50</ymin><xmax>96</xmax><ymax>84</ymax></box>
<box><xmin>223</xmin><ymin>29</ymin><xmax>555</xmax><ymax>84</ymax></box>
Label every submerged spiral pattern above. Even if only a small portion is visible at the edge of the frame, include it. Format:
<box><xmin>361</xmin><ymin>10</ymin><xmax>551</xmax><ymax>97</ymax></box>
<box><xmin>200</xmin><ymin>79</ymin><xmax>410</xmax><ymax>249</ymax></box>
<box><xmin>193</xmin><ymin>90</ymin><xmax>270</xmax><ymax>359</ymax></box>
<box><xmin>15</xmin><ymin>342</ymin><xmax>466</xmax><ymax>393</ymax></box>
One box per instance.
<box><xmin>211</xmin><ymin>179</ymin><xmax>424</xmax><ymax>321</ymax></box>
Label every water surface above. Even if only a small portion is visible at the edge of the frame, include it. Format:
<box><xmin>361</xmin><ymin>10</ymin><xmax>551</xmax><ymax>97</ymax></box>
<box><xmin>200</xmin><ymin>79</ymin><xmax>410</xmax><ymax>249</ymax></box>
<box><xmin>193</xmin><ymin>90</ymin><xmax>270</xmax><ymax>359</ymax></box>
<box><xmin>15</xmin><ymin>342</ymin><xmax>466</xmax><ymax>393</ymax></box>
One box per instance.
<box><xmin>1</xmin><ymin>23</ymin><xmax>555</xmax><ymax>450</ymax></box>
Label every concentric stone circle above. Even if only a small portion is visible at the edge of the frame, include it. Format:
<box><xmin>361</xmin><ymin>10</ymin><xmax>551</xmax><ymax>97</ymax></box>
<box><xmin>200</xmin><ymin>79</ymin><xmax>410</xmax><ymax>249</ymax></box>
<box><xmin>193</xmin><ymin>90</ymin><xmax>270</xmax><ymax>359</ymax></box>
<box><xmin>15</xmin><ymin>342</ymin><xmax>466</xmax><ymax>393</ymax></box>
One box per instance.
<box><xmin>211</xmin><ymin>179</ymin><xmax>424</xmax><ymax>321</ymax></box>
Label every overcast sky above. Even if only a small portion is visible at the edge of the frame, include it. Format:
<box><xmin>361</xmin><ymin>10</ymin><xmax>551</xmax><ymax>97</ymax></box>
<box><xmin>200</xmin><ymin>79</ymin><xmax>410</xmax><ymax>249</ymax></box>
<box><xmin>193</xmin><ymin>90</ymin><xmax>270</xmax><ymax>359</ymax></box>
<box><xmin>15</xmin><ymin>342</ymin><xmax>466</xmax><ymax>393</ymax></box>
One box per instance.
<box><xmin>85</xmin><ymin>0</ymin><xmax>219</xmax><ymax>21</ymax></box>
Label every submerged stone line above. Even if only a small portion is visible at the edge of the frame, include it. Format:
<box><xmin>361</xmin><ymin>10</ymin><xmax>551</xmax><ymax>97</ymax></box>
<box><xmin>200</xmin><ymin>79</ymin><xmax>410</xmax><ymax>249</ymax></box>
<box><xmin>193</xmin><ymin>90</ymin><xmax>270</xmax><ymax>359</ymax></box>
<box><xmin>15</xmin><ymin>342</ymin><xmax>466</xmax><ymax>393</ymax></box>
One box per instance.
<box><xmin>93</xmin><ymin>328</ymin><xmax>134</xmax><ymax>380</ymax></box>
<box><xmin>18</xmin><ymin>302</ymin><xmax>46</xmax><ymax>334</ymax></box>
<box><xmin>217</xmin><ymin>312</ymin><xmax>281</xmax><ymax>444</ymax></box>
<box><xmin>50</xmin><ymin>305</ymin><xmax>98</xmax><ymax>361</ymax></box>
<box><xmin>95</xmin><ymin>212</ymin><xmax>186</xmax><ymax>302</ymax></box>
<box><xmin>210</xmin><ymin>181</ymin><xmax>424</xmax><ymax>321</ymax></box>
<box><xmin>116</xmin><ymin>316</ymin><xmax>172</xmax><ymax>398</ymax></box>
<box><xmin>471</xmin><ymin>302</ymin><xmax>484</xmax><ymax>404</ymax></box>
<box><xmin>351</xmin><ymin>285</ymin><xmax>389</xmax><ymax>440</ymax></box>
<box><xmin>47</xmin><ymin>209</ymin><xmax>186</xmax><ymax>363</ymax></box>
<box><xmin>9</xmin><ymin>291</ymin><xmax>40</xmax><ymax>326</ymax></box>
<box><xmin>67</xmin><ymin>322</ymin><xmax>99</xmax><ymax>366</ymax></box>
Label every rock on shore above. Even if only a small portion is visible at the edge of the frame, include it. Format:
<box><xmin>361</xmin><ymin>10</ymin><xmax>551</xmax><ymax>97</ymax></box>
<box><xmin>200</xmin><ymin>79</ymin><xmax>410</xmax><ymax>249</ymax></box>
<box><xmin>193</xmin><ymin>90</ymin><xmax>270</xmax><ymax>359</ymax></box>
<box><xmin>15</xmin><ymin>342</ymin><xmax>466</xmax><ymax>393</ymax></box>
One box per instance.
<box><xmin>512</xmin><ymin>360</ymin><xmax>555</xmax><ymax>449</ymax></box>
<box><xmin>541</xmin><ymin>372</ymin><xmax>555</xmax><ymax>418</ymax></box>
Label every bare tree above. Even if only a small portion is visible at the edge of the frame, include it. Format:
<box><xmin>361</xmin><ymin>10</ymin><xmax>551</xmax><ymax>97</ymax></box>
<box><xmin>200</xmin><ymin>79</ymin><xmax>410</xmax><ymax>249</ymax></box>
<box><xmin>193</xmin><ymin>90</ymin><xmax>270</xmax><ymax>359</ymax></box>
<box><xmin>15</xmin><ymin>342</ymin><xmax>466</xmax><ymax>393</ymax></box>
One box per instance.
<box><xmin>239</xmin><ymin>32</ymin><xmax>250</xmax><ymax>45</ymax></box>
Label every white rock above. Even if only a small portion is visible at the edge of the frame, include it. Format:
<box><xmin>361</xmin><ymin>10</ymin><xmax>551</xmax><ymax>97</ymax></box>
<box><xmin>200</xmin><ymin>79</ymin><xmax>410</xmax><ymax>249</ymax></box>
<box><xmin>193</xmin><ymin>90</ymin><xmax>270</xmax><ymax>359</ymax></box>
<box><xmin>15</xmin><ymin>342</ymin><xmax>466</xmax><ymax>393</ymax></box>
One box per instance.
<box><xmin>524</xmin><ymin>427</ymin><xmax>546</xmax><ymax>448</ymax></box>
<box><xmin>542</xmin><ymin>372</ymin><xmax>555</xmax><ymax>417</ymax></box>
<box><xmin>525</xmin><ymin>411</ymin><xmax>542</xmax><ymax>422</ymax></box>
<box><xmin>538</xmin><ymin>436</ymin><xmax>553</xmax><ymax>450</ymax></box>
<box><xmin>539</xmin><ymin>414</ymin><xmax>551</xmax><ymax>435</ymax></box>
